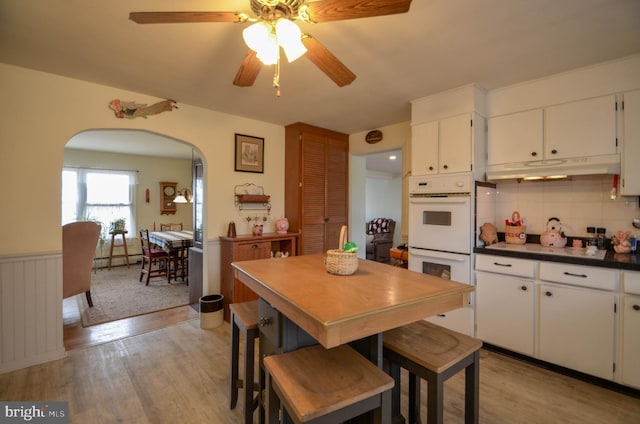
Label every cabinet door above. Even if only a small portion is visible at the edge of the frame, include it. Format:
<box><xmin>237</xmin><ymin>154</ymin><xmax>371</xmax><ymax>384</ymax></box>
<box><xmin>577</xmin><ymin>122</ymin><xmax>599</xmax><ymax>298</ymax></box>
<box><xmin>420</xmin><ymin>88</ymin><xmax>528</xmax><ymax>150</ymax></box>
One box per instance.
<box><xmin>544</xmin><ymin>95</ymin><xmax>617</xmax><ymax>159</ymax></box>
<box><xmin>475</xmin><ymin>271</ymin><xmax>535</xmax><ymax>355</ymax></box>
<box><xmin>538</xmin><ymin>283</ymin><xmax>615</xmax><ymax>380</ymax></box>
<box><xmin>439</xmin><ymin>113</ymin><xmax>472</xmax><ymax>173</ymax></box>
<box><xmin>411</xmin><ymin>121</ymin><xmax>439</xmax><ymax>175</ymax></box>
<box><xmin>233</xmin><ymin>242</ymin><xmax>271</xmax><ymax>303</ymax></box>
<box><xmin>325</xmin><ymin>140</ymin><xmax>348</xmax><ymax>251</ymax></box>
<box><xmin>300</xmin><ymin>132</ymin><xmax>348</xmax><ymax>254</ymax></box>
<box><xmin>301</xmin><ymin>134</ymin><xmax>328</xmax><ymax>254</ymax></box>
<box><xmin>621</xmin><ymin>295</ymin><xmax>640</xmax><ymax>389</ymax></box>
<box><xmin>621</xmin><ymin>90</ymin><xmax>640</xmax><ymax>195</ymax></box>
<box><xmin>487</xmin><ymin>109</ymin><xmax>543</xmax><ymax>165</ymax></box>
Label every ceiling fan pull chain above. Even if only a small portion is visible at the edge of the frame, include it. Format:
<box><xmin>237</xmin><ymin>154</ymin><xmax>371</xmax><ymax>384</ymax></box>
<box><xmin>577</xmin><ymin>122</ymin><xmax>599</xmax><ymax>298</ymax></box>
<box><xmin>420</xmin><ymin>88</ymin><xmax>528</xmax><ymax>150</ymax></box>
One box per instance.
<box><xmin>273</xmin><ymin>57</ymin><xmax>281</xmax><ymax>97</ymax></box>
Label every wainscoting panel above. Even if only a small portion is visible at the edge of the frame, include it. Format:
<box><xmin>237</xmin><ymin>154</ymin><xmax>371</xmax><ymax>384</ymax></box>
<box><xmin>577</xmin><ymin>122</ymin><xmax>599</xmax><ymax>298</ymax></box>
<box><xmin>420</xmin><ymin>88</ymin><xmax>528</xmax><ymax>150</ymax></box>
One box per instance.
<box><xmin>0</xmin><ymin>253</ymin><xmax>65</xmax><ymax>374</ymax></box>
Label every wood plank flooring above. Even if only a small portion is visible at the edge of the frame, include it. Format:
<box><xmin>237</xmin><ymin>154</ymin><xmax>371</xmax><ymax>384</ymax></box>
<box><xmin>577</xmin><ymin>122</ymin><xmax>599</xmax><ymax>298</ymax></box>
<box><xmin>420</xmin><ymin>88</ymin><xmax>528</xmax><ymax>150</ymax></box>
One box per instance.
<box><xmin>62</xmin><ymin>296</ymin><xmax>199</xmax><ymax>350</ymax></box>
<box><xmin>1</xmin><ymin>307</ymin><xmax>638</xmax><ymax>423</ymax></box>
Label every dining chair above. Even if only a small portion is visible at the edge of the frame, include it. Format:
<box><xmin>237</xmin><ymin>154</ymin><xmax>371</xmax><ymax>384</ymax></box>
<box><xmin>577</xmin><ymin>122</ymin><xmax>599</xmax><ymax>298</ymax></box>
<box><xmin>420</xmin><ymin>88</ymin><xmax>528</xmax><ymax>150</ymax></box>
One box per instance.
<box><xmin>139</xmin><ymin>228</ymin><xmax>171</xmax><ymax>285</ymax></box>
<box><xmin>63</xmin><ymin>221</ymin><xmax>101</xmax><ymax>307</ymax></box>
<box><xmin>160</xmin><ymin>222</ymin><xmax>183</xmax><ymax>231</ymax></box>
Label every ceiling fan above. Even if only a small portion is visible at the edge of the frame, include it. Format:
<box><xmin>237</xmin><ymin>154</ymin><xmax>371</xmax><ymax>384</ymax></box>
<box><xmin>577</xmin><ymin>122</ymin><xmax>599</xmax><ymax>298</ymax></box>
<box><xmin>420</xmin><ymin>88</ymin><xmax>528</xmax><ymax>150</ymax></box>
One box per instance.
<box><xmin>130</xmin><ymin>0</ymin><xmax>413</xmax><ymax>94</ymax></box>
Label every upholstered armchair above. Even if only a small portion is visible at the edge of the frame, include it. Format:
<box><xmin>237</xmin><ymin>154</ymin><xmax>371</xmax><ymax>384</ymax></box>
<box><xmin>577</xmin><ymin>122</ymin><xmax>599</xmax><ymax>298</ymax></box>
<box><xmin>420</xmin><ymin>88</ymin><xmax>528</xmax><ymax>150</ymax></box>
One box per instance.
<box><xmin>365</xmin><ymin>218</ymin><xmax>396</xmax><ymax>263</ymax></box>
<box><xmin>63</xmin><ymin>221</ymin><xmax>101</xmax><ymax>307</ymax></box>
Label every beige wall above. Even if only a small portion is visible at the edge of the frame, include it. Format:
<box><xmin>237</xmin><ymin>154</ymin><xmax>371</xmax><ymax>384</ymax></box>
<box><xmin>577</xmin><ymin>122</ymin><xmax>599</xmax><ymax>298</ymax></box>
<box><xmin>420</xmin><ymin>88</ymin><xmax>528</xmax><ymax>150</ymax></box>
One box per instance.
<box><xmin>0</xmin><ymin>63</ymin><xmax>286</xmax><ymax>295</ymax></box>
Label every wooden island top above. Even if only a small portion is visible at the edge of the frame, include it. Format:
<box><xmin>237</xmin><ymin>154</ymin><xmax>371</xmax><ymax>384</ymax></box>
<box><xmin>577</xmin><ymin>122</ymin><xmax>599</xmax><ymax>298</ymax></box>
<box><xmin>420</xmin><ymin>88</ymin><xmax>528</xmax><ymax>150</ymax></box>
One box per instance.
<box><xmin>232</xmin><ymin>254</ymin><xmax>473</xmax><ymax>349</ymax></box>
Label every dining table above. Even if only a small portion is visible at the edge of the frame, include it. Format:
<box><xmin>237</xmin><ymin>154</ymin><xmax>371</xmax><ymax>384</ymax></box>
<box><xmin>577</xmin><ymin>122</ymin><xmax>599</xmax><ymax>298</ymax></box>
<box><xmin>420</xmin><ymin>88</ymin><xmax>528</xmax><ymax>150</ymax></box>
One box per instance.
<box><xmin>149</xmin><ymin>230</ymin><xmax>193</xmax><ymax>281</ymax></box>
<box><xmin>232</xmin><ymin>253</ymin><xmax>474</xmax><ymax>423</ymax></box>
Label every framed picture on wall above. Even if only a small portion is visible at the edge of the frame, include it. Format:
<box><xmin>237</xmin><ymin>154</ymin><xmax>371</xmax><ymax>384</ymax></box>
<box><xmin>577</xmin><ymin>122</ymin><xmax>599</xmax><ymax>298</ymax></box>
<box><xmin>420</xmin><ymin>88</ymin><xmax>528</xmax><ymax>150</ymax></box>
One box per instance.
<box><xmin>234</xmin><ymin>133</ymin><xmax>264</xmax><ymax>173</ymax></box>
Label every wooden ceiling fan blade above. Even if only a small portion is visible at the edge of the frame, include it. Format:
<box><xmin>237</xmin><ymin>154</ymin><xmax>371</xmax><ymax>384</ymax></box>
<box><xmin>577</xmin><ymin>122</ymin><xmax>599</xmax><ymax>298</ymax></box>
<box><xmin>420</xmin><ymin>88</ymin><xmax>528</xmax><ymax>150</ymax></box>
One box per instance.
<box><xmin>129</xmin><ymin>11</ymin><xmax>242</xmax><ymax>24</ymax></box>
<box><xmin>233</xmin><ymin>50</ymin><xmax>263</xmax><ymax>87</ymax></box>
<box><xmin>304</xmin><ymin>0</ymin><xmax>412</xmax><ymax>23</ymax></box>
<box><xmin>302</xmin><ymin>36</ymin><xmax>356</xmax><ymax>87</ymax></box>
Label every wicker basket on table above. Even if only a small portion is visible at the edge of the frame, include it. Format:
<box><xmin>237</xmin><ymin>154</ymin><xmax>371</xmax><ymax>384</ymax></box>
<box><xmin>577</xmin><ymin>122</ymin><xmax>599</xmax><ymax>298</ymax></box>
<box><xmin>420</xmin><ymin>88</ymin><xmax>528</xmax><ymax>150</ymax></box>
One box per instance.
<box><xmin>325</xmin><ymin>250</ymin><xmax>358</xmax><ymax>275</ymax></box>
<box><xmin>325</xmin><ymin>225</ymin><xmax>358</xmax><ymax>275</ymax></box>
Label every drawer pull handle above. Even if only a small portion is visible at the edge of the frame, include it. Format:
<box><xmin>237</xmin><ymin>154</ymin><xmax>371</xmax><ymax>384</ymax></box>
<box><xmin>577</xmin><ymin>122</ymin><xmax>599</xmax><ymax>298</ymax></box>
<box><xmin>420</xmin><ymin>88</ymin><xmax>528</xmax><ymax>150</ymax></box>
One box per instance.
<box><xmin>520</xmin><ymin>286</ymin><xmax>528</xmax><ymax>291</ymax></box>
<box><xmin>545</xmin><ymin>291</ymin><xmax>553</xmax><ymax>297</ymax></box>
<box><xmin>259</xmin><ymin>317</ymin><xmax>270</xmax><ymax>327</ymax></box>
<box><xmin>633</xmin><ymin>305</ymin><xmax>640</xmax><ymax>311</ymax></box>
<box><xmin>436</xmin><ymin>314</ymin><xmax>446</xmax><ymax>317</ymax></box>
<box><xmin>251</xmin><ymin>244</ymin><xmax>259</xmax><ymax>249</ymax></box>
<box><xmin>493</xmin><ymin>262</ymin><xmax>513</xmax><ymax>267</ymax></box>
<box><xmin>563</xmin><ymin>272</ymin><xmax>587</xmax><ymax>278</ymax></box>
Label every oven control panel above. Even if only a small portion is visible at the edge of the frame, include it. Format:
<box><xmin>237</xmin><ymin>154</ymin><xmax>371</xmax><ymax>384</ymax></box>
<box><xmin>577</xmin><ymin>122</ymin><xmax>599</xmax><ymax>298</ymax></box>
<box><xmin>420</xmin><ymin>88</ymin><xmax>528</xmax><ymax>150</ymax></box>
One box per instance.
<box><xmin>409</xmin><ymin>174</ymin><xmax>473</xmax><ymax>195</ymax></box>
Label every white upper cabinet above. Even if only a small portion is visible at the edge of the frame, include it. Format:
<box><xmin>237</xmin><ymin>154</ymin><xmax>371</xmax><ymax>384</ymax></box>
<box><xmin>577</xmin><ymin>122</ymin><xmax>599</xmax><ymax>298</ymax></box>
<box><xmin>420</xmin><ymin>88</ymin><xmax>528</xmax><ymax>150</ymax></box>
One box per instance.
<box><xmin>487</xmin><ymin>109</ymin><xmax>543</xmax><ymax>165</ymax></box>
<box><xmin>411</xmin><ymin>113</ymin><xmax>479</xmax><ymax>175</ymax></box>
<box><xmin>411</xmin><ymin>84</ymin><xmax>486</xmax><ymax>179</ymax></box>
<box><xmin>621</xmin><ymin>90</ymin><xmax>640</xmax><ymax>196</ymax></box>
<box><xmin>411</xmin><ymin>120</ymin><xmax>439</xmax><ymax>175</ymax></box>
<box><xmin>544</xmin><ymin>95</ymin><xmax>617</xmax><ymax>159</ymax></box>
<box><xmin>439</xmin><ymin>113</ymin><xmax>473</xmax><ymax>173</ymax></box>
<box><xmin>488</xmin><ymin>95</ymin><xmax>618</xmax><ymax>165</ymax></box>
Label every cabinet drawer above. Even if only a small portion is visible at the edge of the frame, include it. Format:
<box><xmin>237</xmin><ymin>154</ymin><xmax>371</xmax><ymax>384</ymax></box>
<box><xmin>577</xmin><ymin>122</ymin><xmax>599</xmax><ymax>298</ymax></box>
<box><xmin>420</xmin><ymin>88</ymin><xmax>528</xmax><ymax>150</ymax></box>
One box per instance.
<box><xmin>258</xmin><ymin>298</ymin><xmax>282</xmax><ymax>348</ymax></box>
<box><xmin>234</xmin><ymin>241</ymin><xmax>271</xmax><ymax>260</ymax></box>
<box><xmin>623</xmin><ymin>271</ymin><xmax>640</xmax><ymax>295</ymax></box>
<box><xmin>539</xmin><ymin>261</ymin><xmax>617</xmax><ymax>291</ymax></box>
<box><xmin>475</xmin><ymin>254</ymin><xmax>536</xmax><ymax>278</ymax></box>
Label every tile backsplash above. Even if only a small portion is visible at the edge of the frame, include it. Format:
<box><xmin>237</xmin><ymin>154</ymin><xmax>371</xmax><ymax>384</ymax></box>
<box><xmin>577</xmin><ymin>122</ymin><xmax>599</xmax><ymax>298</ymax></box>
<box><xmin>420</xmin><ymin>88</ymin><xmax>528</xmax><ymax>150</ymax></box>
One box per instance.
<box><xmin>493</xmin><ymin>175</ymin><xmax>639</xmax><ymax>239</ymax></box>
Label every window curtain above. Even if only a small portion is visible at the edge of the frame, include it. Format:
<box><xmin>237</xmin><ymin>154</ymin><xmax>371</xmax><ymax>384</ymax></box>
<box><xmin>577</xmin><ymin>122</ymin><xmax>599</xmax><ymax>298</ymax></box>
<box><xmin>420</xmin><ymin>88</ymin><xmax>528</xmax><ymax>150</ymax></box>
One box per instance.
<box><xmin>62</xmin><ymin>167</ymin><xmax>137</xmax><ymax>237</ymax></box>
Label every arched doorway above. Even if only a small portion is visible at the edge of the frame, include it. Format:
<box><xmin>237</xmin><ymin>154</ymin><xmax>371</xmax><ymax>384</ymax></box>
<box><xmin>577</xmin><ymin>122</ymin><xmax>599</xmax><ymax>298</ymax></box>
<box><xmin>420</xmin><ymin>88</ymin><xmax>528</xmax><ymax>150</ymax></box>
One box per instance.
<box><xmin>62</xmin><ymin>129</ymin><xmax>205</xmax><ymax>346</ymax></box>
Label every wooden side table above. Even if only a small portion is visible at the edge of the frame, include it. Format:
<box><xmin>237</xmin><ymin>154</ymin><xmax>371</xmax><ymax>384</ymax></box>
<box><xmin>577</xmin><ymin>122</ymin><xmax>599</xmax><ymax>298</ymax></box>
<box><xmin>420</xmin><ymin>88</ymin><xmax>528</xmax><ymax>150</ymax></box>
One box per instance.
<box><xmin>108</xmin><ymin>230</ymin><xmax>130</xmax><ymax>269</ymax></box>
<box><xmin>390</xmin><ymin>247</ymin><xmax>408</xmax><ymax>268</ymax></box>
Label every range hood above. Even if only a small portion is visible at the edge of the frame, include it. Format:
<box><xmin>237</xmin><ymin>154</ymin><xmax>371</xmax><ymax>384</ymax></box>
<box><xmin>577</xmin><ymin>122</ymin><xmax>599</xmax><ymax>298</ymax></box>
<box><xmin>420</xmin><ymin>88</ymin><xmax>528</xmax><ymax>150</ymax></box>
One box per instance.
<box><xmin>485</xmin><ymin>154</ymin><xmax>620</xmax><ymax>180</ymax></box>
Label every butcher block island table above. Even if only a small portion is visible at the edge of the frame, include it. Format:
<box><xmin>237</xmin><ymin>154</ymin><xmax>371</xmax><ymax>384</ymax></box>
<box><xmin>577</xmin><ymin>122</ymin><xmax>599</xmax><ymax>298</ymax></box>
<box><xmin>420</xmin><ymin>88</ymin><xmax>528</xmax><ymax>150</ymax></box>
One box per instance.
<box><xmin>233</xmin><ymin>253</ymin><xmax>473</xmax><ymax>349</ymax></box>
<box><xmin>233</xmin><ymin>254</ymin><xmax>473</xmax><ymax>423</ymax></box>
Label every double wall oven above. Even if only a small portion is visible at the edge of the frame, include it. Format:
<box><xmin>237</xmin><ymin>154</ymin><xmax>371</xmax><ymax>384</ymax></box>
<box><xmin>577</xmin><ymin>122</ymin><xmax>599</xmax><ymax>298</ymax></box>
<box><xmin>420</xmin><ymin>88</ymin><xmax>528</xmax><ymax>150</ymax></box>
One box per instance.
<box><xmin>408</xmin><ymin>173</ymin><xmax>475</xmax><ymax>336</ymax></box>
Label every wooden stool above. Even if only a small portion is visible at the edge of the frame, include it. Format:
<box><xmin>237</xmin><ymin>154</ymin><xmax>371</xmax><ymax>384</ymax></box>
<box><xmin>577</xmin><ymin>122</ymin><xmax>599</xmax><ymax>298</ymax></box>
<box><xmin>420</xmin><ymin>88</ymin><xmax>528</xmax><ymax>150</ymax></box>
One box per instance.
<box><xmin>383</xmin><ymin>321</ymin><xmax>482</xmax><ymax>424</ymax></box>
<box><xmin>229</xmin><ymin>301</ymin><xmax>262</xmax><ymax>424</ymax></box>
<box><xmin>263</xmin><ymin>344</ymin><xmax>394</xmax><ymax>424</ymax></box>
<box><xmin>107</xmin><ymin>230</ymin><xmax>130</xmax><ymax>269</ymax></box>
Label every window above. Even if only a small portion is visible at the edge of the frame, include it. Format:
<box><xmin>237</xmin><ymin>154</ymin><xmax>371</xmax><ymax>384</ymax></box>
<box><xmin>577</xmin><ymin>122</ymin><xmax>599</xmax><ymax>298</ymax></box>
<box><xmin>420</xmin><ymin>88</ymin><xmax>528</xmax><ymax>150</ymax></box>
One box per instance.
<box><xmin>62</xmin><ymin>167</ymin><xmax>137</xmax><ymax>237</ymax></box>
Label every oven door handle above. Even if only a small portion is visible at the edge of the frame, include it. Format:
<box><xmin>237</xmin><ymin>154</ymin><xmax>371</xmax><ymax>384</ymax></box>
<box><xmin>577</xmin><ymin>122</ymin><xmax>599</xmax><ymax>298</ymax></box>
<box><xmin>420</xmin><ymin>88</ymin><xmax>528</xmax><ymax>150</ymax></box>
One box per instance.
<box><xmin>410</xmin><ymin>197</ymin><xmax>469</xmax><ymax>205</ymax></box>
<box><xmin>408</xmin><ymin>248</ymin><xmax>467</xmax><ymax>261</ymax></box>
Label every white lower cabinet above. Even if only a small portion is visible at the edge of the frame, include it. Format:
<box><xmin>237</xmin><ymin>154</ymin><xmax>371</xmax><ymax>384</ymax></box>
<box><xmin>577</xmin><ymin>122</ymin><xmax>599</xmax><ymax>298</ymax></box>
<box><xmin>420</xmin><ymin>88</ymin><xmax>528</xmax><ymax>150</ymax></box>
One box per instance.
<box><xmin>621</xmin><ymin>295</ymin><xmax>640</xmax><ymax>388</ymax></box>
<box><xmin>476</xmin><ymin>271</ymin><xmax>535</xmax><ymax>355</ymax></box>
<box><xmin>475</xmin><ymin>254</ymin><xmax>626</xmax><ymax>385</ymax></box>
<box><xmin>621</xmin><ymin>271</ymin><xmax>640</xmax><ymax>388</ymax></box>
<box><xmin>538</xmin><ymin>283</ymin><xmax>616</xmax><ymax>380</ymax></box>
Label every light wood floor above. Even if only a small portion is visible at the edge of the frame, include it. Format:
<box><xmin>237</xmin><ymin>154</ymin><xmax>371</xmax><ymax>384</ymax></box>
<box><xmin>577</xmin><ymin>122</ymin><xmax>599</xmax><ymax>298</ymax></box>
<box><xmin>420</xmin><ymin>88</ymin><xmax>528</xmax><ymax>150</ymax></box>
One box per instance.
<box><xmin>62</xmin><ymin>296</ymin><xmax>199</xmax><ymax>350</ymax></box>
<box><xmin>1</xmin><ymin>309</ymin><xmax>638</xmax><ymax>423</ymax></box>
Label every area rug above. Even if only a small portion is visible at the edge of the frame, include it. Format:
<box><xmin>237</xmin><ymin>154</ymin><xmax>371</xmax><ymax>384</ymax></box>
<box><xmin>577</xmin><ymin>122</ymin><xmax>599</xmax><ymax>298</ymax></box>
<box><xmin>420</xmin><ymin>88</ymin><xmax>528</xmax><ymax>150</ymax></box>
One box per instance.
<box><xmin>76</xmin><ymin>265</ymin><xmax>189</xmax><ymax>327</ymax></box>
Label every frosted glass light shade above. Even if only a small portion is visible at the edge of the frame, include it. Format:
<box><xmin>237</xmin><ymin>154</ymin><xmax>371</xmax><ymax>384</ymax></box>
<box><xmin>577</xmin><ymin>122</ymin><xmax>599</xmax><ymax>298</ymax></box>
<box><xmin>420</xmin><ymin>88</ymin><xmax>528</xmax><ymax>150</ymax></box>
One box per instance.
<box><xmin>275</xmin><ymin>18</ymin><xmax>307</xmax><ymax>62</ymax></box>
<box><xmin>256</xmin><ymin>32</ymin><xmax>279</xmax><ymax>65</ymax></box>
<box><xmin>243</xmin><ymin>21</ymin><xmax>279</xmax><ymax>65</ymax></box>
<box><xmin>243</xmin><ymin>22</ymin><xmax>270</xmax><ymax>51</ymax></box>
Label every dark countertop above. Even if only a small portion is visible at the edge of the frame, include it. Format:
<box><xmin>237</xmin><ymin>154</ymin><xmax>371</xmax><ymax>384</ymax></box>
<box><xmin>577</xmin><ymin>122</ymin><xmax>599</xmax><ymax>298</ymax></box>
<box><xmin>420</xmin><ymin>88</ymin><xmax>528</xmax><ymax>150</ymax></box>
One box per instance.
<box><xmin>474</xmin><ymin>245</ymin><xmax>640</xmax><ymax>271</ymax></box>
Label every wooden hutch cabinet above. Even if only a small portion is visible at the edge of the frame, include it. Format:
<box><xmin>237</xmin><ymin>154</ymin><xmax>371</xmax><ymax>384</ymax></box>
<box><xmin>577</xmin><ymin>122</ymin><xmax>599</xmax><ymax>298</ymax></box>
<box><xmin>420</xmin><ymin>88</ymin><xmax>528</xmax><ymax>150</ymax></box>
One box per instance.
<box><xmin>284</xmin><ymin>122</ymin><xmax>349</xmax><ymax>255</ymax></box>
<box><xmin>219</xmin><ymin>232</ymin><xmax>298</xmax><ymax>321</ymax></box>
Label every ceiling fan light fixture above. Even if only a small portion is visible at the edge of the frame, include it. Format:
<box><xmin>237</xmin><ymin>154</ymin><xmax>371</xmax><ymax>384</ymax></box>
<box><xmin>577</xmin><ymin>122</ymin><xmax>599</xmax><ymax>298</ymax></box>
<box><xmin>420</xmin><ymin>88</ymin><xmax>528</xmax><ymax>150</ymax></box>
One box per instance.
<box><xmin>275</xmin><ymin>18</ymin><xmax>307</xmax><ymax>62</ymax></box>
<box><xmin>242</xmin><ymin>21</ymin><xmax>271</xmax><ymax>52</ymax></box>
<box><xmin>243</xmin><ymin>21</ymin><xmax>280</xmax><ymax>65</ymax></box>
<box><xmin>257</xmin><ymin>32</ymin><xmax>279</xmax><ymax>65</ymax></box>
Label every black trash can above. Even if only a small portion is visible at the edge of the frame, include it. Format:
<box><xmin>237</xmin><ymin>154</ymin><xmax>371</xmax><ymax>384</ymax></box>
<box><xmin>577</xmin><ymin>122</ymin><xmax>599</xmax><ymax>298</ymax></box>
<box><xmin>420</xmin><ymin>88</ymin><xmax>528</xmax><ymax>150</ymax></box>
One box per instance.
<box><xmin>199</xmin><ymin>294</ymin><xmax>224</xmax><ymax>329</ymax></box>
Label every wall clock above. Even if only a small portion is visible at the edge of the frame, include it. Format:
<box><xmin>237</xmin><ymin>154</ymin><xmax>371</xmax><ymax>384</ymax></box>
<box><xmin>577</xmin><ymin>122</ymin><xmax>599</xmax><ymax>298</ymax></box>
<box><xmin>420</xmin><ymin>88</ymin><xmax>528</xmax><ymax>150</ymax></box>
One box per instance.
<box><xmin>160</xmin><ymin>181</ymin><xmax>177</xmax><ymax>215</ymax></box>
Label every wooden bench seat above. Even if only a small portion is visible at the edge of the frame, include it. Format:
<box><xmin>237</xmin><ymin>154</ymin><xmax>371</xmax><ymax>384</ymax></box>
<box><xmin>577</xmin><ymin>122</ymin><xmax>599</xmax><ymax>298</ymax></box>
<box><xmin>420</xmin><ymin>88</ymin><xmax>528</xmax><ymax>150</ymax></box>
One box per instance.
<box><xmin>383</xmin><ymin>320</ymin><xmax>483</xmax><ymax>424</ymax></box>
<box><xmin>263</xmin><ymin>344</ymin><xmax>394</xmax><ymax>424</ymax></box>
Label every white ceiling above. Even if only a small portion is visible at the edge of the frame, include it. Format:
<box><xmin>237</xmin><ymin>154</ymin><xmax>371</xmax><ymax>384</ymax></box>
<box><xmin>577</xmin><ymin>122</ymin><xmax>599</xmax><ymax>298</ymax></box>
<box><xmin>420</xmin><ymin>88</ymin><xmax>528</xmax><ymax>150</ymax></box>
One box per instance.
<box><xmin>2</xmin><ymin>0</ymin><xmax>639</xmax><ymax>137</ymax></box>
